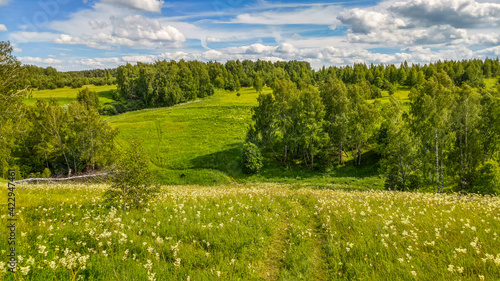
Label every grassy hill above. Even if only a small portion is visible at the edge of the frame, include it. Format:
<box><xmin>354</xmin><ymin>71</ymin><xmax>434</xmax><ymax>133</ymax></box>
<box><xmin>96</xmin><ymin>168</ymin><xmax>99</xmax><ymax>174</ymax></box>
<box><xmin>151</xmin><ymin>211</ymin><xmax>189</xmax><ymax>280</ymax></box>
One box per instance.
<box><xmin>104</xmin><ymin>86</ymin><xmax>383</xmax><ymax>188</ymax></box>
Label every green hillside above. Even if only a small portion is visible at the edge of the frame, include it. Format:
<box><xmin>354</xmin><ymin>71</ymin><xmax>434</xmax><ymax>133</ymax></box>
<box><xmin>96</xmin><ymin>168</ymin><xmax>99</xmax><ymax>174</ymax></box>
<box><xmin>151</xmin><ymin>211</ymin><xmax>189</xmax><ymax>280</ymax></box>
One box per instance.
<box><xmin>107</xmin><ymin>87</ymin><xmax>262</xmax><ymax>185</ymax></box>
<box><xmin>104</xmin><ymin>86</ymin><xmax>383</xmax><ymax>188</ymax></box>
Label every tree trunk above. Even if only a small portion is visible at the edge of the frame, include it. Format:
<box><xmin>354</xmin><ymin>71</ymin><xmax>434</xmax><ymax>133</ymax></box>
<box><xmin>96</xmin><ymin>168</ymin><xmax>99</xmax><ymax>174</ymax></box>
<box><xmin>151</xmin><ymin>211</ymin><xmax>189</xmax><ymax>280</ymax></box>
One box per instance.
<box><xmin>440</xmin><ymin>150</ymin><xmax>444</xmax><ymax>193</ymax></box>
<box><xmin>339</xmin><ymin>141</ymin><xmax>343</xmax><ymax>165</ymax></box>
<box><xmin>435</xmin><ymin>131</ymin><xmax>439</xmax><ymax>193</ymax></box>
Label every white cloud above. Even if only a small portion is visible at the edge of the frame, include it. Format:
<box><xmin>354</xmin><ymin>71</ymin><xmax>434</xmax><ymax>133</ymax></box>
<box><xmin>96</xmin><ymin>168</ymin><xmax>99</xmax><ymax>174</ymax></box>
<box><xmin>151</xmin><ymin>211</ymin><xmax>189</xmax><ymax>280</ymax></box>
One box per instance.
<box><xmin>230</xmin><ymin>5</ymin><xmax>342</xmax><ymax>26</ymax></box>
<box><xmin>101</xmin><ymin>0</ymin><xmax>164</xmax><ymax>13</ymax></box>
<box><xmin>338</xmin><ymin>8</ymin><xmax>406</xmax><ymax>34</ymax></box>
<box><xmin>0</xmin><ymin>24</ymin><xmax>7</xmax><ymax>31</ymax></box>
<box><xmin>203</xmin><ymin>50</ymin><xmax>222</xmax><ymax>60</ymax></box>
<box><xmin>19</xmin><ymin>56</ymin><xmax>63</xmax><ymax>65</ymax></box>
<box><xmin>226</xmin><ymin>43</ymin><xmax>277</xmax><ymax>55</ymax></box>
<box><xmin>389</xmin><ymin>0</ymin><xmax>500</xmax><ymax>28</ymax></box>
<box><xmin>276</xmin><ymin>43</ymin><xmax>298</xmax><ymax>54</ymax></box>
<box><xmin>53</xmin><ymin>14</ymin><xmax>185</xmax><ymax>50</ymax></box>
<box><xmin>9</xmin><ymin>32</ymin><xmax>59</xmax><ymax>43</ymax></box>
<box><xmin>0</xmin><ymin>0</ymin><xmax>8</xmax><ymax>6</ymax></box>
<box><xmin>111</xmin><ymin>15</ymin><xmax>184</xmax><ymax>42</ymax></box>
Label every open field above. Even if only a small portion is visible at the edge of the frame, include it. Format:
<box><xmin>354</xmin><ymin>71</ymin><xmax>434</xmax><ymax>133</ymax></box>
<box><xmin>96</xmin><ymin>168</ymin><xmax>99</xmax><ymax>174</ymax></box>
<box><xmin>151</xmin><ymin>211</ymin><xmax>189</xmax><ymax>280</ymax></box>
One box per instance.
<box><xmin>106</xmin><ymin>87</ymin><xmax>384</xmax><ymax>187</ymax></box>
<box><xmin>0</xmin><ymin>183</ymin><xmax>499</xmax><ymax>280</ymax></box>
<box><xmin>24</xmin><ymin>85</ymin><xmax>117</xmax><ymax>106</ymax></box>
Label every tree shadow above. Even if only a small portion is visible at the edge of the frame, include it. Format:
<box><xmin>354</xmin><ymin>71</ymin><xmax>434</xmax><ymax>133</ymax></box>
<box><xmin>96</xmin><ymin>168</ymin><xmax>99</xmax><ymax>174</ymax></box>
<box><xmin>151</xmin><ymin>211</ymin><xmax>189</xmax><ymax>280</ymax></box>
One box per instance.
<box><xmin>97</xmin><ymin>89</ymin><xmax>115</xmax><ymax>101</ymax></box>
<box><xmin>190</xmin><ymin>143</ymin><xmax>244</xmax><ymax>178</ymax></box>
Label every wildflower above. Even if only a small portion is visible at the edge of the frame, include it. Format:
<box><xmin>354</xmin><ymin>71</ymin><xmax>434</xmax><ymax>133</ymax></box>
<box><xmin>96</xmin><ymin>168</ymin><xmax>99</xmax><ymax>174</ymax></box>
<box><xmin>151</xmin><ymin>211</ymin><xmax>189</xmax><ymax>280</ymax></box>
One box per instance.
<box><xmin>20</xmin><ymin>265</ymin><xmax>30</xmax><ymax>275</ymax></box>
<box><xmin>447</xmin><ymin>264</ymin><xmax>454</xmax><ymax>273</ymax></box>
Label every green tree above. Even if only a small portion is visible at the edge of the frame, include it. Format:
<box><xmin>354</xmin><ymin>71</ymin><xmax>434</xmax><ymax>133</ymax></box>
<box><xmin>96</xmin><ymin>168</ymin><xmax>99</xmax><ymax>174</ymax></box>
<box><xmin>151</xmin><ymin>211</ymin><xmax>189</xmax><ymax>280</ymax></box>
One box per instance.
<box><xmin>242</xmin><ymin>142</ymin><xmax>263</xmax><ymax>174</ymax></box>
<box><xmin>294</xmin><ymin>85</ymin><xmax>329</xmax><ymax>169</ymax></box>
<box><xmin>253</xmin><ymin>72</ymin><xmax>264</xmax><ymax>93</ymax></box>
<box><xmin>379</xmin><ymin>97</ymin><xmax>418</xmax><ymax>191</ymax></box>
<box><xmin>347</xmin><ymin>84</ymin><xmax>378</xmax><ymax>166</ymax></box>
<box><xmin>319</xmin><ymin>78</ymin><xmax>350</xmax><ymax>165</ymax></box>
<box><xmin>105</xmin><ymin>141</ymin><xmax>157</xmax><ymax>211</ymax></box>
<box><xmin>473</xmin><ymin>160</ymin><xmax>500</xmax><ymax>194</ymax></box>
<box><xmin>77</xmin><ymin>87</ymin><xmax>100</xmax><ymax>109</ymax></box>
<box><xmin>0</xmin><ymin>41</ymin><xmax>27</xmax><ymax>177</ymax></box>
<box><xmin>409</xmin><ymin>72</ymin><xmax>455</xmax><ymax>192</ymax></box>
<box><xmin>450</xmin><ymin>84</ymin><xmax>482</xmax><ymax>190</ymax></box>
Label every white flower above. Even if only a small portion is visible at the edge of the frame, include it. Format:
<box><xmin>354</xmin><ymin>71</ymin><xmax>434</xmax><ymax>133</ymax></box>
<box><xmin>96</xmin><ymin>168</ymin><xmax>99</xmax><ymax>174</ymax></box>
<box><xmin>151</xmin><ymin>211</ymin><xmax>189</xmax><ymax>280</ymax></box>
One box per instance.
<box><xmin>20</xmin><ymin>265</ymin><xmax>30</xmax><ymax>276</ymax></box>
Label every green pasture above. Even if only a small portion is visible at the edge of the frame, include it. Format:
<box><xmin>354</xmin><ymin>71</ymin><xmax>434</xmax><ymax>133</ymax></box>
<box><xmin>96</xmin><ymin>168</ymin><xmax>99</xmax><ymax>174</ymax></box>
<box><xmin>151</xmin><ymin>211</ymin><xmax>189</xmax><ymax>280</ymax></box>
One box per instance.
<box><xmin>24</xmin><ymin>85</ymin><xmax>117</xmax><ymax>106</ymax></box>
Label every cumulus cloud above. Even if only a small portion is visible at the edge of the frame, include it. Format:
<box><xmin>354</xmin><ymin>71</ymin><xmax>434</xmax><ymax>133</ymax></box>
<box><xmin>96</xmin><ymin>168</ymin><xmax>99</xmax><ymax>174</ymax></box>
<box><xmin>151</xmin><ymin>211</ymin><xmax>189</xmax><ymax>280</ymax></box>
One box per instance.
<box><xmin>337</xmin><ymin>0</ymin><xmax>499</xmax><ymax>47</ymax></box>
<box><xmin>111</xmin><ymin>15</ymin><xmax>185</xmax><ymax>42</ymax></box>
<box><xmin>53</xmin><ymin>15</ymin><xmax>185</xmax><ymax>50</ymax></box>
<box><xmin>226</xmin><ymin>43</ymin><xmax>277</xmax><ymax>55</ymax></box>
<box><xmin>19</xmin><ymin>56</ymin><xmax>63</xmax><ymax>65</ymax></box>
<box><xmin>203</xmin><ymin>50</ymin><xmax>222</xmax><ymax>60</ymax></box>
<box><xmin>101</xmin><ymin>0</ymin><xmax>164</xmax><ymax>13</ymax></box>
<box><xmin>338</xmin><ymin>8</ymin><xmax>406</xmax><ymax>34</ymax></box>
<box><xmin>276</xmin><ymin>43</ymin><xmax>298</xmax><ymax>54</ymax></box>
<box><xmin>0</xmin><ymin>24</ymin><xmax>7</xmax><ymax>31</ymax></box>
<box><xmin>390</xmin><ymin>0</ymin><xmax>500</xmax><ymax>28</ymax></box>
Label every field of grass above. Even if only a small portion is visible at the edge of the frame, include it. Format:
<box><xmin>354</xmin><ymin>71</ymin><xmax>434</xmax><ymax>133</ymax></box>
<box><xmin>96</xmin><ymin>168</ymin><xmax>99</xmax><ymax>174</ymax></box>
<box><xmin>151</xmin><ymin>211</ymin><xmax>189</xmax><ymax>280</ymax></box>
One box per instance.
<box><xmin>24</xmin><ymin>85</ymin><xmax>117</xmax><ymax>106</ymax></box>
<box><xmin>0</xmin><ymin>183</ymin><xmax>499</xmax><ymax>280</ymax></box>
<box><xmin>105</xmin><ymin>87</ymin><xmax>384</xmax><ymax>187</ymax></box>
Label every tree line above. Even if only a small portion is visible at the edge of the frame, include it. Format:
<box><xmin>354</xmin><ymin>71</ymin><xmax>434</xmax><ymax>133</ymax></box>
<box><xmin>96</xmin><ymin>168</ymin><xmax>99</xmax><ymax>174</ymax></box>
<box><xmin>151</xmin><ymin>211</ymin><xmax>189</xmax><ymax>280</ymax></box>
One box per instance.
<box><xmin>248</xmin><ymin>69</ymin><xmax>500</xmax><ymax>194</ymax></box>
<box><xmin>23</xmin><ymin>65</ymin><xmax>117</xmax><ymax>90</ymax></box>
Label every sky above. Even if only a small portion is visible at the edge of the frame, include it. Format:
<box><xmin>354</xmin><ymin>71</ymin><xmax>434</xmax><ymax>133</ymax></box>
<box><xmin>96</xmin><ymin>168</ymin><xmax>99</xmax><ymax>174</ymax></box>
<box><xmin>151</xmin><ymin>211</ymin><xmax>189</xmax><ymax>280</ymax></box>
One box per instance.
<box><xmin>0</xmin><ymin>0</ymin><xmax>500</xmax><ymax>71</ymax></box>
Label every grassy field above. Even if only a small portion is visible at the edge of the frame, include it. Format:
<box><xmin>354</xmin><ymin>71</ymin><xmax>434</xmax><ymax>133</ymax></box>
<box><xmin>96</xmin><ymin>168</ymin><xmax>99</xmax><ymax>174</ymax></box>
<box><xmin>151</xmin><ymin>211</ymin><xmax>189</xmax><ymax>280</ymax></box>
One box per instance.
<box><xmin>0</xmin><ymin>183</ymin><xmax>499</xmax><ymax>280</ymax></box>
<box><xmin>24</xmin><ymin>85</ymin><xmax>117</xmax><ymax>106</ymax></box>
<box><xmin>105</xmin><ymin>87</ymin><xmax>384</xmax><ymax>187</ymax></box>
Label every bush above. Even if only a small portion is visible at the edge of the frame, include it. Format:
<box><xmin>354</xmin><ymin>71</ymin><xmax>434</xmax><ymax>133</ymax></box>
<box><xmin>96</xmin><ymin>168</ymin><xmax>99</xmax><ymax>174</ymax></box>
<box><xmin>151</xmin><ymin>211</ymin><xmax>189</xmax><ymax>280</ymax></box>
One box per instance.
<box><xmin>473</xmin><ymin>160</ymin><xmax>500</xmax><ymax>195</ymax></box>
<box><xmin>112</xmin><ymin>103</ymin><xmax>127</xmax><ymax>113</ymax></box>
<box><xmin>242</xmin><ymin>142</ymin><xmax>263</xmax><ymax>174</ymax></box>
<box><xmin>125</xmin><ymin>100</ymin><xmax>144</xmax><ymax>111</ymax></box>
<box><xmin>104</xmin><ymin>141</ymin><xmax>158</xmax><ymax>210</ymax></box>
<box><xmin>77</xmin><ymin>87</ymin><xmax>100</xmax><ymax>109</ymax></box>
<box><xmin>101</xmin><ymin>105</ymin><xmax>118</xmax><ymax>116</ymax></box>
<box><xmin>41</xmin><ymin>168</ymin><xmax>51</xmax><ymax>178</ymax></box>
<box><xmin>111</xmin><ymin>90</ymin><xmax>121</xmax><ymax>101</ymax></box>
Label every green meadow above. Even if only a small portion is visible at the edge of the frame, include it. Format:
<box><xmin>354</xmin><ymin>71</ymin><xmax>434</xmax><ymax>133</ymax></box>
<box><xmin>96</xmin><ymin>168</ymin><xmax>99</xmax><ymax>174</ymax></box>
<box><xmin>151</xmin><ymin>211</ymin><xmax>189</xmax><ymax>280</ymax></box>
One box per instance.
<box><xmin>24</xmin><ymin>85</ymin><xmax>117</xmax><ymax>106</ymax></box>
<box><xmin>1</xmin><ymin>183</ymin><xmax>499</xmax><ymax>280</ymax></box>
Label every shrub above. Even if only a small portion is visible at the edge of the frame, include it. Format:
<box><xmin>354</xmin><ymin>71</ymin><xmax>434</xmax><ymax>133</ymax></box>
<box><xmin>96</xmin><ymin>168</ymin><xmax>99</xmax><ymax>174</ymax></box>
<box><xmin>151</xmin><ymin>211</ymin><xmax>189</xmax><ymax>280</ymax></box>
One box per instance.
<box><xmin>41</xmin><ymin>168</ymin><xmax>51</xmax><ymax>178</ymax></box>
<box><xmin>104</xmin><ymin>141</ymin><xmax>158</xmax><ymax>210</ymax></box>
<box><xmin>242</xmin><ymin>142</ymin><xmax>263</xmax><ymax>174</ymax></box>
<box><xmin>77</xmin><ymin>87</ymin><xmax>100</xmax><ymax>109</ymax></box>
<box><xmin>101</xmin><ymin>105</ymin><xmax>118</xmax><ymax>116</ymax></box>
<box><xmin>473</xmin><ymin>160</ymin><xmax>500</xmax><ymax>195</ymax></box>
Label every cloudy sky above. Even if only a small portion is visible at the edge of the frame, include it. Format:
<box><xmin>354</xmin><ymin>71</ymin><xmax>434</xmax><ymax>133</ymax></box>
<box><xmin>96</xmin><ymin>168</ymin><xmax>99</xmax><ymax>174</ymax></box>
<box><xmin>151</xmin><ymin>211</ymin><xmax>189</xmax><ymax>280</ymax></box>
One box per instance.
<box><xmin>0</xmin><ymin>0</ymin><xmax>499</xmax><ymax>71</ymax></box>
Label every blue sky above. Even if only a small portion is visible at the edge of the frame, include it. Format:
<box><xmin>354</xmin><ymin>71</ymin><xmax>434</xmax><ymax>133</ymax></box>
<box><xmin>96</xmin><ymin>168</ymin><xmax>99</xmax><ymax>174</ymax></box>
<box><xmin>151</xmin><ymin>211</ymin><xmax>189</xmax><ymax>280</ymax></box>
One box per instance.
<box><xmin>0</xmin><ymin>0</ymin><xmax>499</xmax><ymax>71</ymax></box>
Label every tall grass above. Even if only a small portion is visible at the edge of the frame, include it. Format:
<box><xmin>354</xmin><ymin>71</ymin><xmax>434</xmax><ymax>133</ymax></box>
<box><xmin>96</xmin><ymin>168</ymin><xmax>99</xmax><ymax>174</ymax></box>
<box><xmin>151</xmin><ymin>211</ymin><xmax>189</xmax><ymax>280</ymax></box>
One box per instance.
<box><xmin>0</xmin><ymin>183</ymin><xmax>499</xmax><ymax>280</ymax></box>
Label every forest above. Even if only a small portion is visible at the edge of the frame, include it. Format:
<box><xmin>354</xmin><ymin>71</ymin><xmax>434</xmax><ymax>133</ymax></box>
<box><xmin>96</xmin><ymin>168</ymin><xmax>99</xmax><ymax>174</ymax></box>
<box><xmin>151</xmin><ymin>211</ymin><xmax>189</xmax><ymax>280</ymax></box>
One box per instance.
<box><xmin>2</xmin><ymin>40</ymin><xmax>500</xmax><ymax>194</ymax></box>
